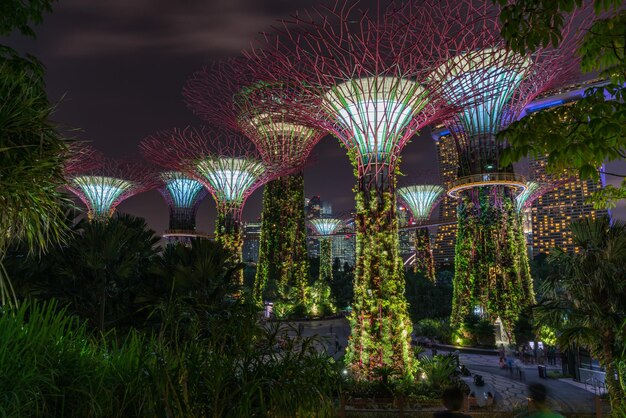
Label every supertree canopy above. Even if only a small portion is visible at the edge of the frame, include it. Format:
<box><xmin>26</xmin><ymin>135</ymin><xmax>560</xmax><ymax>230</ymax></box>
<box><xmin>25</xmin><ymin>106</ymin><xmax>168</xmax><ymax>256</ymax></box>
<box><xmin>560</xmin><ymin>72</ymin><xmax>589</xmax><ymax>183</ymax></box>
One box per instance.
<box><xmin>309</xmin><ymin>218</ymin><xmax>343</xmax><ymax>315</ymax></box>
<box><xmin>157</xmin><ymin>171</ymin><xmax>207</xmax><ymax>241</ymax></box>
<box><xmin>397</xmin><ymin>185</ymin><xmax>444</xmax><ymax>282</ymax></box>
<box><xmin>65</xmin><ymin>147</ymin><xmax>155</xmax><ymax>221</ymax></box>
<box><xmin>242</xmin><ymin>1</ymin><xmax>471</xmax><ymax>379</ymax></box>
<box><xmin>141</xmin><ymin>126</ymin><xmax>277</xmax><ymax>286</ymax></box>
<box><xmin>412</xmin><ymin>0</ymin><xmax>590</xmax><ymax>336</ymax></box>
<box><xmin>183</xmin><ymin>61</ymin><xmax>325</xmax><ymax>307</ymax></box>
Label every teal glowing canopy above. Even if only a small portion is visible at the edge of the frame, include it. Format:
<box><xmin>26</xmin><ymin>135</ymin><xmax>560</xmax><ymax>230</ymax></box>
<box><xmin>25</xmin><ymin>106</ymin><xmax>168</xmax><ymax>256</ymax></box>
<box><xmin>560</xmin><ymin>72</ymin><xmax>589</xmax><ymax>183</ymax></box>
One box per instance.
<box><xmin>323</xmin><ymin>77</ymin><xmax>428</xmax><ymax>163</ymax></box>
<box><xmin>161</xmin><ymin>171</ymin><xmax>205</xmax><ymax>208</ymax></box>
<box><xmin>195</xmin><ymin>157</ymin><xmax>266</xmax><ymax>205</ymax></box>
<box><xmin>310</xmin><ymin>218</ymin><xmax>343</xmax><ymax>236</ymax></box>
<box><xmin>397</xmin><ymin>185</ymin><xmax>445</xmax><ymax>222</ymax></box>
<box><xmin>70</xmin><ymin>175</ymin><xmax>133</xmax><ymax>219</ymax></box>
<box><xmin>431</xmin><ymin>48</ymin><xmax>531</xmax><ymax>136</ymax></box>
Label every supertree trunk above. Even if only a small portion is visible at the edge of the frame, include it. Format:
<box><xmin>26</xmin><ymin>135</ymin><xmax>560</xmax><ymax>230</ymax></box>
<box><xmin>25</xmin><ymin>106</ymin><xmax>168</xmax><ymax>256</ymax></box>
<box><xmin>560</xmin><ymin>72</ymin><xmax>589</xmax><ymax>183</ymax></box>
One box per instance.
<box><xmin>450</xmin><ymin>186</ymin><xmax>534</xmax><ymax>337</ymax></box>
<box><xmin>414</xmin><ymin>227</ymin><xmax>436</xmax><ymax>282</ymax></box>
<box><xmin>310</xmin><ymin>237</ymin><xmax>334</xmax><ymax>315</ymax></box>
<box><xmin>346</xmin><ymin>168</ymin><xmax>414</xmax><ymax>380</ymax></box>
<box><xmin>254</xmin><ymin>172</ymin><xmax>309</xmax><ymax>305</ymax></box>
<box><xmin>216</xmin><ymin>206</ymin><xmax>244</xmax><ymax>287</ymax></box>
<box><xmin>319</xmin><ymin>238</ymin><xmax>332</xmax><ymax>283</ymax></box>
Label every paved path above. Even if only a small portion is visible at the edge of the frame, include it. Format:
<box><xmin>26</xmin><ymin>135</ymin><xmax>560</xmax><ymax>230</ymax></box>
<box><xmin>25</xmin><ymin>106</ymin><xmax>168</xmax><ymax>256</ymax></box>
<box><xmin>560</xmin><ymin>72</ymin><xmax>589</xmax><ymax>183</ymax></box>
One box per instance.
<box><xmin>280</xmin><ymin>318</ymin><xmax>601</xmax><ymax>413</ymax></box>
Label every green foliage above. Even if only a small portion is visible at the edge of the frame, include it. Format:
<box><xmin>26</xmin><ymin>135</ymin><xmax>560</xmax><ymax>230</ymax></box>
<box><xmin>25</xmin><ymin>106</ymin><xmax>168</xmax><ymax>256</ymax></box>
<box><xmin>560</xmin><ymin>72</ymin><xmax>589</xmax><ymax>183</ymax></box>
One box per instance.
<box><xmin>0</xmin><ymin>0</ymin><xmax>56</xmax><ymax>38</ymax></box>
<box><xmin>417</xmin><ymin>355</ymin><xmax>458</xmax><ymax>391</ymax></box>
<box><xmin>8</xmin><ymin>214</ymin><xmax>159</xmax><ymax>330</ymax></box>
<box><xmin>0</xmin><ymin>300</ymin><xmax>340</xmax><ymax>417</ymax></box>
<box><xmin>451</xmin><ymin>190</ymin><xmax>534</xmax><ymax>338</ymax></box>
<box><xmin>345</xmin><ymin>184</ymin><xmax>414</xmax><ymax>380</ymax></box>
<box><xmin>215</xmin><ymin>207</ymin><xmax>244</xmax><ymax>287</ymax></box>
<box><xmin>536</xmin><ymin>217</ymin><xmax>626</xmax><ymax>409</ymax></box>
<box><xmin>413</xmin><ymin>318</ymin><xmax>452</xmax><ymax>344</ymax></box>
<box><xmin>493</xmin><ymin>0</ymin><xmax>621</xmax><ymax>55</ymax></box>
<box><xmin>255</xmin><ymin>173</ymin><xmax>309</xmax><ymax>305</ymax></box>
<box><xmin>413</xmin><ymin>227</ymin><xmax>436</xmax><ymax>282</ymax></box>
<box><xmin>495</xmin><ymin>0</ymin><xmax>626</xmax><ymax>209</ymax></box>
<box><xmin>0</xmin><ymin>49</ymin><xmax>71</xmax><ymax>305</ymax></box>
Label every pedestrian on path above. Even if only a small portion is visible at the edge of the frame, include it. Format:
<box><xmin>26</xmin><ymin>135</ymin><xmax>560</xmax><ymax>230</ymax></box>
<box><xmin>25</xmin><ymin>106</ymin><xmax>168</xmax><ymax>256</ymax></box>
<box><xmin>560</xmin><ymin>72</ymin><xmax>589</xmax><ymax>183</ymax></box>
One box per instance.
<box><xmin>433</xmin><ymin>386</ymin><xmax>471</xmax><ymax>418</ymax></box>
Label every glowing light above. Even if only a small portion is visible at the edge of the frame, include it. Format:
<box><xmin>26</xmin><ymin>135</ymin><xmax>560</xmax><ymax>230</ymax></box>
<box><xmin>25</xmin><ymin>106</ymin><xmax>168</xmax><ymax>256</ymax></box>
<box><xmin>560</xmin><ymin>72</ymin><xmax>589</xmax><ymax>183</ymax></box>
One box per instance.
<box><xmin>310</xmin><ymin>218</ymin><xmax>342</xmax><ymax>236</ymax></box>
<box><xmin>526</xmin><ymin>100</ymin><xmax>564</xmax><ymax>113</ymax></box>
<box><xmin>323</xmin><ymin>77</ymin><xmax>428</xmax><ymax>161</ymax></box>
<box><xmin>161</xmin><ymin>171</ymin><xmax>205</xmax><ymax>208</ymax></box>
<box><xmin>516</xmin><ymin>181</ymin><xmax>541</xmax><ymax>211</ymax></box>
<box><xmin>397</xmin><ymin>185</ymin><xmax>445</xmax><ymax>222</ymax></box>
<box><xmin>196</xmin><ymin>157</ymin><xmax>265</xmax><ymax>203</ymax></box>
<box><xmin>71</xmin><ymin>175</ymin><xmax>133</xmax><ymax>216</ymax></box>
<box><xmin>432</xmin><ymin>48</ymin><xmax>531</xmax><ymax>136</ymax></box>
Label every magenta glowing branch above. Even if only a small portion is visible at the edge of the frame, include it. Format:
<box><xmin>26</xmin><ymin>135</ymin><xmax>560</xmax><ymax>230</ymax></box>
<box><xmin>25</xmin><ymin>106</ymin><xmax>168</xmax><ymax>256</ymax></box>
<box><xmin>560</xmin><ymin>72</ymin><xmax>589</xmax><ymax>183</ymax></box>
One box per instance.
<box><xmin>141</xmin><ymin>126</ymin><xmax>281</xmax><ymax>223</ymax></box>
<box><xmin>183</xmin><ymin>59</ymin><xmax>324</xmax><ymax>169</ymax></box>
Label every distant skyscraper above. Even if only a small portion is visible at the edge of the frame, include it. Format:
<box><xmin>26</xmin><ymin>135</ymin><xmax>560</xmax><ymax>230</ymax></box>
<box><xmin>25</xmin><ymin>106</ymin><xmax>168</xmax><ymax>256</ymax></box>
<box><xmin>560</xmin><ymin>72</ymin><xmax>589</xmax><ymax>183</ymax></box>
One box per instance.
<box><xmin>242</xmin><ymin>221</ymin><xmax>262</xmax><ymax>263</ymax></box>
<box><xmin>432</xmin><ymin>132</ymin><xmax>458</xmax><ymax>266</ymax></box>
<box><xmin>528</xmin><ymin>157</ymin><xmax>608</xmax><ymax>255</ymax></box>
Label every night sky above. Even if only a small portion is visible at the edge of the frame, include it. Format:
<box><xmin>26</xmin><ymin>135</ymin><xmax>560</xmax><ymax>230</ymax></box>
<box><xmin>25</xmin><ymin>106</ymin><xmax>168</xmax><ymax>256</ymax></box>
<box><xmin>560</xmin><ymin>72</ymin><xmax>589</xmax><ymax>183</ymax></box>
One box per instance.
<box><xmin>6</xmin><ymin>0</ymin><xmax>625</xmax><ymax>235</ymax></box>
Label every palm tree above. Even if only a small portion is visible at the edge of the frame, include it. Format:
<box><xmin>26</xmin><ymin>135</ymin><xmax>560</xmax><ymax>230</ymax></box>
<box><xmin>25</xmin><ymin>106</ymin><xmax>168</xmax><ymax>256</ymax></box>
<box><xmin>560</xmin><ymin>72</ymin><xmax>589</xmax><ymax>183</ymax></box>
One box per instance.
<box><xmin>54</xmin><ymin>214</ymin><xmax>159</xmax><ymax>329</ymax></box>
<box><xmin>537</xmin><ymin>217</ymin><xmax>626</xmax><ymax>409</ymax></box>
<box><xmin>0</xmin><ymin>50</ymin><xmax>70</xmax><ymax>306</ymax></box>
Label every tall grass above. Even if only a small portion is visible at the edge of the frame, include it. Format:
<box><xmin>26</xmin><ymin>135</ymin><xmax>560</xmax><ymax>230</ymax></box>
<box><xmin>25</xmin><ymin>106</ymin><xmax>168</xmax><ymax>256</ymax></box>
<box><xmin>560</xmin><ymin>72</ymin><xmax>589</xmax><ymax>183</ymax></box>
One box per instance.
<box><xmin>0</xmin><ymin>300</ymin><xmax>339</xmax><ymax>417</ymax></box>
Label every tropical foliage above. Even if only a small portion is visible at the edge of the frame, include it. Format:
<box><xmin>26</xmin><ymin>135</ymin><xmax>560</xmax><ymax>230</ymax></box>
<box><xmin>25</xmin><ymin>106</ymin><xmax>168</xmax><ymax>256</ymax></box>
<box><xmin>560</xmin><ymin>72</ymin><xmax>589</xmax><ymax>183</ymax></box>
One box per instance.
<box><xmin>495</xmin><ymin>0</ymin><xmax>626</xmax><ymax>209</ymax></box>
<box><xmin>536</xmin><ymin>217</ymin><xmax>626</xmax><ymax>409</ymax></box>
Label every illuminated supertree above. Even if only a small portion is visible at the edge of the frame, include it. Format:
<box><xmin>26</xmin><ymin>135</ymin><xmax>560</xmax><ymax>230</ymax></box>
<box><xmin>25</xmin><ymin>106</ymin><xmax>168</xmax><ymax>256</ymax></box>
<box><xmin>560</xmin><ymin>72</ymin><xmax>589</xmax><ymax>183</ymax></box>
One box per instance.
<box><xmin>65</xmin><ymin>147</ymin><xmax>155</xmax><ymax>222</ymax></box>
<box><xmin>243</xmin><ymin>2</ymin><xmax>467</xmax><ymax>378</ymax></box>
<box><xmin>397</xmin><ymin>185</ymin><xmax>444</xmax><ymax>282</ymax></box>
<box><xmin>156</xmin><ymin>171</ymin><xmax>208</xmax><ymax>243</ymax></box>
<box><xmin>413</xmin><ymin>0</ymin><xmax>589</xmax><ymax>335</ymax></box>
<box><xmin>141</xmin><ymin>127</ymin><xmax>277</xmax><ymax>286</ymax></box>
<box><xmin>309</xmin><ymin>217</ymin><xmax>343</xmax><ymax>313</ymax></box>
<box><xmin>183</xmin><ymin>61</ymin><xmax>325</xmax><ymax>306</ymax></box>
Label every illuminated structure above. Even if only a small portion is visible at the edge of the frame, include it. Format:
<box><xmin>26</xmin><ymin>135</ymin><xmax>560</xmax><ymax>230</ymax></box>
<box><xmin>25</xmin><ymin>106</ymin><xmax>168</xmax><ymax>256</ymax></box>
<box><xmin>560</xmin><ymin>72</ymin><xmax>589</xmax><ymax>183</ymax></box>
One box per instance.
<box><xmin>528</xmin><ymin>157</ymin><xmax>608</xmax><ymax>255</ymax></box>
<box><xmin>397</xmin><ymin>185</ymin><xmax>445</xmax><ymax>281</ymax></box>
<box><xmin>141</xmin><ymin>127</ymin><xmax>276</xmax><ymax>286</ymax></box>
<box><xmin>309</xmin><ymin>218</ymin><xmax>342</xmax><ymax>314</ymax></box>
<box><xmin>244</xmin><ymin>3</ymin><xmax>465</xmax><ymax>379</ymax></box>
<box><xmin>432</xmin><ymin>132</ymin><xmax>458</xmax><ymax>265</ymax></box>
<box><xmin>183</xmin><ymin>61</ymin><xmax>324</xmax><ymax>306</ymax></box>
<box><xmin>417</xmin><ymin>0</ymin><xmax>588</xmax><ymax>335</ymax></box>
<box><xmin>157</xmin><ymin>171</ymin><xmax>207</xmax><ymax>243</ymax></box>
<box><xmin>65</xmin><ymin>148</ymin><xmax>155</xmax><ymax>222</ymax></box>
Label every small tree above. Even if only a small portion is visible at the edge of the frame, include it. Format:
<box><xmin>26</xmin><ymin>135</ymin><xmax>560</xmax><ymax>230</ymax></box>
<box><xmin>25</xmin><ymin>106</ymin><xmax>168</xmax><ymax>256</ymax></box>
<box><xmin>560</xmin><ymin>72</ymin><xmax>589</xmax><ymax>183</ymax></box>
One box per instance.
<box><xmin>537</xmin><ymin>217</ymin><xmax>626</xmax><ymax>409</ymax></box>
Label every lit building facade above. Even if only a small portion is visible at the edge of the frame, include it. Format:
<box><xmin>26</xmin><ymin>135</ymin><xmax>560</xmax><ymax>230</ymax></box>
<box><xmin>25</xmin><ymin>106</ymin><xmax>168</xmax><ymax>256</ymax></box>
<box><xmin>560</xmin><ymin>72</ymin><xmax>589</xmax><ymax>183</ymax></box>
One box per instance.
<box><xmin>242</xmin><ymin>221</ymin><xmax>262</xmax><ymax>263</ymax></box>
<box><xmin>432</xmin><ymin>131</ymin><xmax>458</xmax><ymax>266</ymax></box>
<box><xmin>528</xmin><ymin>157</ymin><xmax>608</xmax><ymax>256</ymax></box>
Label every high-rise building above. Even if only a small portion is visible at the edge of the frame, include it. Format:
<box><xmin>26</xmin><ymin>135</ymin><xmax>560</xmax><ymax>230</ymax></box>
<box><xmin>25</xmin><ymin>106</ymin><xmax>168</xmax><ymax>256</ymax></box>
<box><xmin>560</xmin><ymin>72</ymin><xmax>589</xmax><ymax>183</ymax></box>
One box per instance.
<box><xmin>527</xmin><ymin>157</ymin><xmax>608</xmax><ymax>256</ymax></box>
<box><xmin>432</xmin><ymin>131</ymin><xmax>458</xmax><ymax>266</ymax></box>
<box><xmin>397</xmin><ymin>204</ymin><xmax>413</xmax><ymax>257</ymax></box>
<box><xmin>242</xmin><ymin>221</ymin><xmax>262</xmax><ymax>263</ymax></box>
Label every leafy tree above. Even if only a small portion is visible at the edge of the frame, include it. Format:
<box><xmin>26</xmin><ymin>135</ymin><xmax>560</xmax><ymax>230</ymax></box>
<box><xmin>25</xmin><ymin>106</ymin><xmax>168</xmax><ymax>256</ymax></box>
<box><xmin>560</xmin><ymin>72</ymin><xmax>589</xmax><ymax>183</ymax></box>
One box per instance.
<box><xmin>0</xmin><ymin>0</ymin><xmax>56</xmax><ymax>38</ymax></box>
<box><xmin>494</xmin><ymin>0</ymin><xmax>626</xmax><ymax>209</ymax></box>
<box><xmin>536</xmin><ymin>217</ymin><xmax>626</xmax><ymax>409</ymax></box>
<box><xmin>10</xmin><ymin>215</ymin><xmax>159</xmax><ymax>330</ymax></box>
<box><xmin>0</xmin><ymin>57</ymin><xmax>69</xmax><ymax>305</ymax></box>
